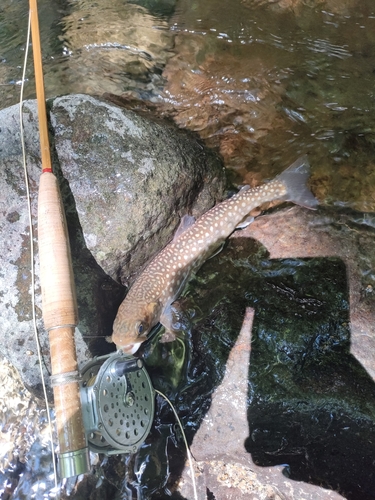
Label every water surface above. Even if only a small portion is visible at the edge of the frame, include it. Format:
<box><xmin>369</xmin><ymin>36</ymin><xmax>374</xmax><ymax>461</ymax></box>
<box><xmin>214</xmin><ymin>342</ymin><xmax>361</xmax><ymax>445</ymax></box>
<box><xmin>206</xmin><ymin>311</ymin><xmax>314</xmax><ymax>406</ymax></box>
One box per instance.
<box><xmin>1</xmin><ymin>0</ymin><xmax>375</xmax><ymax>213</ymax></box>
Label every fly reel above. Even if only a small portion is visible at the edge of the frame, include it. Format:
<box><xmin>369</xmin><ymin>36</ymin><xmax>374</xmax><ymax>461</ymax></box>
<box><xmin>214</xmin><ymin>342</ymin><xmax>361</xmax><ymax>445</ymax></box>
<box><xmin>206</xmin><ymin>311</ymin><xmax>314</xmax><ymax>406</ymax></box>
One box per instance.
<box><xmin>80</xmin><ymin>351</ymin><xmax>154</xmax><ymax>455</ymax></box>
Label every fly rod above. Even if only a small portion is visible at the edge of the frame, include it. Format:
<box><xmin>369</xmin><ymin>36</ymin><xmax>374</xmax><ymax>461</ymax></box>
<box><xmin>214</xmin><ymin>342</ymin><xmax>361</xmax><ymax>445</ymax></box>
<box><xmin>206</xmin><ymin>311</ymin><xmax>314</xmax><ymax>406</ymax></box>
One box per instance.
<box><xmin>29</xmin><ymin>0</ymin><xmax>89</xmax><ymax>477</ymax></box>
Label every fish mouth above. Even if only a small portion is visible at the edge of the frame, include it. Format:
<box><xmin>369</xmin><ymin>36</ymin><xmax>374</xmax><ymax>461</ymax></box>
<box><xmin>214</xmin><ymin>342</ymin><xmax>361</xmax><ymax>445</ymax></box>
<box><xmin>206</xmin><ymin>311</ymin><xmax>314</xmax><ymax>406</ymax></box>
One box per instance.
<box><xmin>120</xmin><ymin>342</ymin><xmax>142</xmax><ymax>355</ymax></box>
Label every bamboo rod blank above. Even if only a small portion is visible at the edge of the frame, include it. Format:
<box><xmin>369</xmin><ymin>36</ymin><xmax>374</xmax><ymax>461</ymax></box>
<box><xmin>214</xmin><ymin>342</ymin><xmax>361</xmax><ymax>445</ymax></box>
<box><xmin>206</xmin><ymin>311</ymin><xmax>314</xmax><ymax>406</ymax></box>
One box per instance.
<box><xmin>29</xmin><ymin>0</ymin><xmax>52</xmax><ymax>173</ymax></box>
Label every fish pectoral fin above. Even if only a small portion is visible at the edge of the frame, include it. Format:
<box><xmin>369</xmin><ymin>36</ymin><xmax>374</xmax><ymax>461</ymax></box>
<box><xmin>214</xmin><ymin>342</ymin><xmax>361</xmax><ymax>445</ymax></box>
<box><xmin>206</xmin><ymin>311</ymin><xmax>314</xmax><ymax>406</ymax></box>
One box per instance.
<box><xmin>173</xmin><ymin>214</ymin><xmax>196</xmax><ymax>242</ymax></box>
<box><xmin>145</xmin><ymin>301</ymin><xmax>160</xmax><ymax>319</ymax></box>
<box><xmin>160</xmin><ymin>304</ymin><xmax>178</xmax><ymax>332</ymax></box>
<box><xmin>159</xmin><ymin>303</ymin><xmax>185</xmax><ymax>342</ymax></box>
<box><xmin>159</xmin><ymin>325</ymin><xmax>186</xmax><ymax>343</ymax></box>
<box><xmin>207</xmin><ymin>241</ymin><xmax>225</xmax><ymax>260</ymax></box>
<box><xmin>236</xmin><ymin>215</ymin><xmax>255</xmax><ymax>229</ymax></box>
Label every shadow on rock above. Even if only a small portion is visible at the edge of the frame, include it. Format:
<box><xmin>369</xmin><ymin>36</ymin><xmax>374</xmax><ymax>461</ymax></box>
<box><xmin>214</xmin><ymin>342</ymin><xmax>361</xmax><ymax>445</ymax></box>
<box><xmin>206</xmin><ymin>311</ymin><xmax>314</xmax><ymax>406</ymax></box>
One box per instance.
<box><xmin>244</xmin><ymin>255</ymin><xmax>375</xmax><ymax>500</ymax></box>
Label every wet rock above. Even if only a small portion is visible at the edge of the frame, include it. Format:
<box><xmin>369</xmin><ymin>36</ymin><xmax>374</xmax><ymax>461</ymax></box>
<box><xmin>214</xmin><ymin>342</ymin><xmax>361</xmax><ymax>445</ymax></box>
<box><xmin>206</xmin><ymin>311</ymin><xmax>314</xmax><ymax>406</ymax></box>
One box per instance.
<box><xmin>175</xmin><ymin>306</ymin><xmax>344</xmax><ymax>499</ymax></box>
<box><xmin>240</xmin><ymin>206</ymin><xmax>375</xmax><ymax>380</ymax></box>
<box><xmin>182</xmin><ymin>206</ymin><xmax>374</xmax><ymax>500</ymax></box>
<box><xmin>0</xmin><ymin>94</ymin><xmax>225</xmax><ymax>395</ymax></box>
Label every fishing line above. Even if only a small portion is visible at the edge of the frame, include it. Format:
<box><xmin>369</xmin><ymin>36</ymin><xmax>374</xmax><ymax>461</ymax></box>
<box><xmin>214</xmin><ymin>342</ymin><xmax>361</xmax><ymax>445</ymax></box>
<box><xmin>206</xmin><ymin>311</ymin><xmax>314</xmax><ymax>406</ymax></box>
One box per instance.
<box><xmin>154</xmin><ymin>389</ymin><xmax>198</xmax><ymax>500</ymax></box>
<box><xmin>19</xmin><ymin>8</ymin><xmax>59</xmax><ymax>495</ymax></box>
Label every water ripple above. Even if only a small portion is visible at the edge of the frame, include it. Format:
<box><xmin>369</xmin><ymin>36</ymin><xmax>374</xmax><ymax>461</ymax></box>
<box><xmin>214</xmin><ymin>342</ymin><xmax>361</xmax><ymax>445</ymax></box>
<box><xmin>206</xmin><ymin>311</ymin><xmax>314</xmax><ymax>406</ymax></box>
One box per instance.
<box><xmin>304</xmin><ymin>38</ymin><xmax>352</xmax><ymax>59</ymax></box>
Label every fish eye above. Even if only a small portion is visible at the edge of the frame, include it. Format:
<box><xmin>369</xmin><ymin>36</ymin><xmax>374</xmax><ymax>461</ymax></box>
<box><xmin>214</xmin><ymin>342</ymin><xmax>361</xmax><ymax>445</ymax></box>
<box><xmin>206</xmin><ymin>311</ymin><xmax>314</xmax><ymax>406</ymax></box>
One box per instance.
<box><xmin>135</xmin><ymin>321</ymin><xmax>145</xmax><ymax>336</ymax></box>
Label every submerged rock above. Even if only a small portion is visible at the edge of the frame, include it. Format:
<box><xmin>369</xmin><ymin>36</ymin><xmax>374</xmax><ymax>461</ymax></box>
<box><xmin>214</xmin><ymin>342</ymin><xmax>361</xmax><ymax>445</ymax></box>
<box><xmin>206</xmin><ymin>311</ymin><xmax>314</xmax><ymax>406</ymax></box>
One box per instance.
<box><xmin>161</xmin><ymin>0</ymin><xmax>375</xmax><ymax>212</ymax></box>
<box><xmin>58</xmin><ymin>0</ymin><xmax>173</xmax><ymax>97</ymax></box>
<box><xmin>0</xmin><ymin>94</ymin><xmax>225</xmax><ymax>395</ymax></box>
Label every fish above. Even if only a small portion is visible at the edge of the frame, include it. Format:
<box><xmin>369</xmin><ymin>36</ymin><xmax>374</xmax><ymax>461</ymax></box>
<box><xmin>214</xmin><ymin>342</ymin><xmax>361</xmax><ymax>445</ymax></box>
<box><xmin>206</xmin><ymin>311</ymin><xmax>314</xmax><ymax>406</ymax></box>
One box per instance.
<box><xmin>112</xmin><ymin>155</ymin><xmax>318</xmax><ymax>354</ymax></box>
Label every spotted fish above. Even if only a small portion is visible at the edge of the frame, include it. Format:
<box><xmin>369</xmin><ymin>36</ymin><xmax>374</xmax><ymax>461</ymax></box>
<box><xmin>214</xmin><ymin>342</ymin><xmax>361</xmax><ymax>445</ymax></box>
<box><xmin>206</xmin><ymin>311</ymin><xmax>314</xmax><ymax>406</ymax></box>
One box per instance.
<box><xmin>112</xmin><ymin>155</ymin><xmax>318</xmax><ymax>354</ymax></box>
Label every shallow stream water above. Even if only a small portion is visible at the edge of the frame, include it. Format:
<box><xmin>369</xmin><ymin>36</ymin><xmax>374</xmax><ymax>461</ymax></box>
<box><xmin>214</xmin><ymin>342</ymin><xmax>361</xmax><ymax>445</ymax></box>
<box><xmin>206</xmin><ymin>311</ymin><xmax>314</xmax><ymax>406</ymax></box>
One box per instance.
<box><xmin>1</xmin><ymin>0</ymin><xmax>375</xmax><ymax>498</ymax></box>
<box><xmin>1</xmin><ymin>0</ymin><xmax>375</xmax><ymax>209</ymax></box>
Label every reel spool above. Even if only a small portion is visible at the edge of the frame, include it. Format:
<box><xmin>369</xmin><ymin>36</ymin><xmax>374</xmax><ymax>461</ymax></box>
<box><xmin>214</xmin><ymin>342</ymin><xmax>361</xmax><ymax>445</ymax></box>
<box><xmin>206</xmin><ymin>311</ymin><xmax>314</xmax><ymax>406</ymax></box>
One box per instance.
<box><xmin>80</xmin><ymin>351</ymin><xmax>154</xmax><ymax>455</ymax></box>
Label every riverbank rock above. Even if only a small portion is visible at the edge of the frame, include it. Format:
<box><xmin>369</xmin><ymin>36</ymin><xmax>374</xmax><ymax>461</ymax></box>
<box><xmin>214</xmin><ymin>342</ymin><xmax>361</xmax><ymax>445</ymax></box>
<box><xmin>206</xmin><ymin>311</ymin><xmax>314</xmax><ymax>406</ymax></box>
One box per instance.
<box><xmin>0</xmin><ymin>93</ymin><xmax>226</xmax><ymax>396</ymax></box>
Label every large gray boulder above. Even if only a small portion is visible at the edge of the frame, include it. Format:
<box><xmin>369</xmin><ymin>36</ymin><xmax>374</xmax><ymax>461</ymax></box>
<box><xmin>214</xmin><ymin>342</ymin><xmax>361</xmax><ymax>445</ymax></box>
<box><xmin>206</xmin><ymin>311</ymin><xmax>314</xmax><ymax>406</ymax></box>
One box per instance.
<box><xmin>0</xmin><ymin>94</ymin><xmax>226</xmax><ymax>395</ymax></box>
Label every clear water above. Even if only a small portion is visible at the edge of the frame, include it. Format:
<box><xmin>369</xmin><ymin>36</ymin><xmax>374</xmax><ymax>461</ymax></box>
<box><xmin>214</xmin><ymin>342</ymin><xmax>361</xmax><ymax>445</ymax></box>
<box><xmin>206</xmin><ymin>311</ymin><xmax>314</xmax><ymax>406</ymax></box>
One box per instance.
<box><xmin>163</xmin><ymin>0</ymin><xmax>375</xmax><ymax>210</ymax></box>
<box><xmin>1</xmin><ymin>0</ymin><xmax>375</xmax><ymax>211</ymax></box>
<box><xmin>0</xmin><ymin>0</ymin><xmax>173</xmax><ymax>102</ymax></box>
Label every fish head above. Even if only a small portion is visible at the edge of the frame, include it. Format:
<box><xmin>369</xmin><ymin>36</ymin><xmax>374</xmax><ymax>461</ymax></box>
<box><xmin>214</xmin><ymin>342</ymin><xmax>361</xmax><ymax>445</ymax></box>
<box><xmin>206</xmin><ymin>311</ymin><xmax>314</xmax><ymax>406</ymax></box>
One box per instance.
<box><xmin>112</xmin><ymin>301</ymin><xmax>160</xmax><ymax>355</ymax></box>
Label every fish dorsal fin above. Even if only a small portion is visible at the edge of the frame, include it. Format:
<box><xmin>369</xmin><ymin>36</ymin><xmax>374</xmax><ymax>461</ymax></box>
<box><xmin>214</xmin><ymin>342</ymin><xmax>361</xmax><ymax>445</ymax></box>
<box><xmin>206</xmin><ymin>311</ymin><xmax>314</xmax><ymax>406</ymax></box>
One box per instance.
<box><xmin>173</xmin><ymin>214</ymin><xmax>196</xmax><ymax>242</ymax></box>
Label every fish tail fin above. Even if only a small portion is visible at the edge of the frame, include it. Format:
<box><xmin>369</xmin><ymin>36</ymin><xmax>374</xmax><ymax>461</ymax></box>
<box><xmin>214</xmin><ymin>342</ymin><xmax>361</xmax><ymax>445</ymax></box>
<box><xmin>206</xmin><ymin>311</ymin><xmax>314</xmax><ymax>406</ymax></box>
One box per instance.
<box><xmin>275</xmin><ymin>155</ymin><xmax>318</xmax><ymax>210</ymax></box>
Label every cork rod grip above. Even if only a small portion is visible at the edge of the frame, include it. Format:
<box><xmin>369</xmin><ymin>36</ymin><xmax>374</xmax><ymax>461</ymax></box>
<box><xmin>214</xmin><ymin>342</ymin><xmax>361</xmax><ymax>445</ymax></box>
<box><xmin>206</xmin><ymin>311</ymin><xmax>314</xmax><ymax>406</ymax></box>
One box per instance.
<box><xmin>38</xmin><ymin>172</ymin><xmax>78</xmax><ymax>328</ymax></box>
<box><xmin>38</xmin><ymin>172</ymin><xmax>86</xmax><ymax>455</ymax></box>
